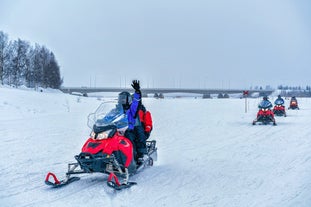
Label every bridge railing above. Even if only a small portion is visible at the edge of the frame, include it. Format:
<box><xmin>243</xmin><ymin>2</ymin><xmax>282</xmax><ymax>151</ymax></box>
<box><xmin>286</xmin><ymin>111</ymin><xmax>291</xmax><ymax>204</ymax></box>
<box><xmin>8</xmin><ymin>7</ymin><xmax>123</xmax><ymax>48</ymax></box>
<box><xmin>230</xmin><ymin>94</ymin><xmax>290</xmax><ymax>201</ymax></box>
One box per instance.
<box><xmin>60</xmin><ymin>87</ymin><xmax>274</xmax><ymax>97</ymax></box>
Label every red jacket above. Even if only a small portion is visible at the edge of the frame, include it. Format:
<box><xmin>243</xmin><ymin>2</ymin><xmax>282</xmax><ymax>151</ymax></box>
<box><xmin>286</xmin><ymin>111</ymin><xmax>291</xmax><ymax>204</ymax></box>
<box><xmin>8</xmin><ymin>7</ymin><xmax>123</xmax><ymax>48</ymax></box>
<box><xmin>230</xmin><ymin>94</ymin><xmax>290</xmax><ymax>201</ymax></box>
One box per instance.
<box><xmin>138</xmin><ymin>109</ymin><xmax>153</xmax><ymax>133</ymax></box>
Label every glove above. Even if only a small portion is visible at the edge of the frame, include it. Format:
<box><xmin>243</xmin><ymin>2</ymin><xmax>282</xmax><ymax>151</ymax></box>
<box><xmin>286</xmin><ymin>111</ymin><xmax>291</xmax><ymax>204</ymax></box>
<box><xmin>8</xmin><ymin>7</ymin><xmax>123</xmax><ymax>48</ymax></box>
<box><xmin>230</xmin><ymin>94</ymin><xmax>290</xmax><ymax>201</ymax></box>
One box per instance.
<box><xmin>131</xmin><ymin>80</ymin><xmax>140</xmax><ymax>92</ymax></box>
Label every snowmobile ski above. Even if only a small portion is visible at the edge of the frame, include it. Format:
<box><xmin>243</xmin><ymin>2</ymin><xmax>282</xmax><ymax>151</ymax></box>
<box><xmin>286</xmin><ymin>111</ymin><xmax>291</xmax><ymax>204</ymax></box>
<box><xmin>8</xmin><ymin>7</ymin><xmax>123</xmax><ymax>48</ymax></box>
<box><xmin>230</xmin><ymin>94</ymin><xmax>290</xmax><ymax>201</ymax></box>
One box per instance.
<box><xmin>107</xmin><ymin>181</ymin><xmax>137</xmax><ymax>190</ymax></box>
<box><xmin>106</xmin><ymin>172</ymin><xmax>137</xmax><ymax>190</ymax></box>
<box><xmin>45</xmin><ymin>172</ymin><xmax>80</xmax><ymax>188</ymax></box>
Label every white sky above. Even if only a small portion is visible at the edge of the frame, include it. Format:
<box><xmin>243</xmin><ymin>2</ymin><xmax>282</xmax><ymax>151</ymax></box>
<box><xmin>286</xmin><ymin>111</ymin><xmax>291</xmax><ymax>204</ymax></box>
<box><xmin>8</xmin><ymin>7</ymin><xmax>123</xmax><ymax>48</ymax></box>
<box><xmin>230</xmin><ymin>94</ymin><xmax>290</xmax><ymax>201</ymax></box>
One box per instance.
<box><xmin>1</xmin><ymin>0</ymin><xmax>311</xmax><ymax>89</ymax></box>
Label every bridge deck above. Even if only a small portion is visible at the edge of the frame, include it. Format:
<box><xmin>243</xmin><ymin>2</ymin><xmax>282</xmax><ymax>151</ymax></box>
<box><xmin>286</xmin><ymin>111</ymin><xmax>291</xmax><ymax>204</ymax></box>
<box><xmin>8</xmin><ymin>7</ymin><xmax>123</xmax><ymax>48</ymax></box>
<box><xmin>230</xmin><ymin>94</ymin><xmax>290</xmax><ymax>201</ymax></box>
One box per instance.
<box><xmin>60</xmin><ymin>87</ymin><xmax>273</xmax><ymax>95</ymax></box>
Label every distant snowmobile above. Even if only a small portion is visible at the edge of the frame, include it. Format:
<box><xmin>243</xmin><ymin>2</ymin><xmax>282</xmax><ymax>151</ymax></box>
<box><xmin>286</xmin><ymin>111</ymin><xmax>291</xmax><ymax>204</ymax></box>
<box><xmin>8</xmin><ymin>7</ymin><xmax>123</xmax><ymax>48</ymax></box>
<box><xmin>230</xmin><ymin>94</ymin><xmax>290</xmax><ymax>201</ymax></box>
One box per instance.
<box><xmin>253</xmin><ymin>98</ymin><xmax>276</xmax><ymax>125</ymax></box>
<box><xmin>273</xmin><ymin>98</ymin><xmax>286</xmax><ymax>117</ymax></box>
<box><xmin>45</xmin><ymin>102</ymin><xmax>157</xmax><ymax>190</ymax></box>
<box><xmin>288</xmin><ymin>97</ymin><xmax>299</xmax><ymax>110</ymax></box>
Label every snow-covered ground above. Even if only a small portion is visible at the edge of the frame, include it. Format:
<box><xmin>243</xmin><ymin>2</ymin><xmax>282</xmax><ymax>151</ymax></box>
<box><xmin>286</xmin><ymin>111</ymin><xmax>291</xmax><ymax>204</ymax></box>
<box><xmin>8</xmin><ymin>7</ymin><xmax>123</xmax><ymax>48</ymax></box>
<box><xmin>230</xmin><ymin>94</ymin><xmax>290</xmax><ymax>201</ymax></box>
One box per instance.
<box><xmin>1</xmin><ymin>86</ymin><xmax>311</xmax><ymax>207</ymax></box>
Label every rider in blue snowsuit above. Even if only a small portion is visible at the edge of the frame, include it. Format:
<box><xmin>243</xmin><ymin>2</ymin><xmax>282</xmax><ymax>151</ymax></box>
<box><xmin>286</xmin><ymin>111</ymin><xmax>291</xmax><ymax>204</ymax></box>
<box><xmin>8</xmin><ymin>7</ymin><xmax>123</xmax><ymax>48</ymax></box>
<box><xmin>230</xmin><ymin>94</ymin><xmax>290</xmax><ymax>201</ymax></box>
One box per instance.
<box><xmin>118</xmin><ymin>80</ymin><xmax>147</xmax><ymax>163</ymax></box>
<box><xmin>274</xmin><ymin>95</ymin><xmax>285</xmax><ymax>105</ymax></box>
<box><xmin>258</xmin><ymin>96</ymin><xmax>273</xmax><ymax>109</ymax></box>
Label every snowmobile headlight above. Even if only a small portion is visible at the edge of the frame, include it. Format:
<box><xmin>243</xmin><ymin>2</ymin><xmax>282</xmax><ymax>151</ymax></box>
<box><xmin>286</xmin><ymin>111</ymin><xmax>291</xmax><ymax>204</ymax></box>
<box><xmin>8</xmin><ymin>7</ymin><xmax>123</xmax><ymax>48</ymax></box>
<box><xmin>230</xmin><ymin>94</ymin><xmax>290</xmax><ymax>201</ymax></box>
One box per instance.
<box><xmin>97</xmin><ymin>130</ymin><xmax>112</xmax><ymax>140</ymax></box>
<box><xmin>90</xmin><ymin>130</ymin><xmax>112</xmax><ymax>140</ymax></box>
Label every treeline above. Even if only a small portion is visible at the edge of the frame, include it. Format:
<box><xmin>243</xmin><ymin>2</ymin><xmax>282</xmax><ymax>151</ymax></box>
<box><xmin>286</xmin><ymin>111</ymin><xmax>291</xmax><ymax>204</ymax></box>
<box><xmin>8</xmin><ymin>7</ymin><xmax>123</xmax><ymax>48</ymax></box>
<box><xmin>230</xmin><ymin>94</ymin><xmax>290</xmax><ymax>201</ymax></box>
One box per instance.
<box><xmin>0</xmin><ymin>31</ymin><xmax>62</xmax><ymax>89</ymax></box>
<box><xmin>277</xmin><ymin>85</ymin><xmax>311</xmax><ymax>97</ymax></box>
<box><xmin>277</xmin><ymin>85</ymin><xmax>311</xmax><ymax>91</ymax></box>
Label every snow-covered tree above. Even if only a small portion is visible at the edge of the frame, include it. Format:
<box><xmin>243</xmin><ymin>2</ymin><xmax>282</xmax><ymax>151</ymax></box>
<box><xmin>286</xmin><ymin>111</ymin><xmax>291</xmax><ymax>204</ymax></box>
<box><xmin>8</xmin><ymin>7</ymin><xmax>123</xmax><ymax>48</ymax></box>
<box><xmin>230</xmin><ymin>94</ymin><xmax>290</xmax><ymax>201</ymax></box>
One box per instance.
<box><xmin>30</xmin><ymin>44</ymin><xmax>44</xmax><ymax>88</ymax></box>
<box><xmin>42</xmin><ymin>51</ymin><xmax>62</xmax><ymax>88</ymax></box>
<box><xmin>47</xmin><ymin>52</ymin><xmax>62</xmax><ymax>88</ymax></box>
<box><xmin>0</xmin><ymin>30</ymin><xmax>63</xmax><ymax>89</ymax></box>
<box><xmin>0</xmin><ymin>31</ymin><xmax>9</xmax><ymax>84</ymax></box>
<box><xmin>8</xmin><ymin>39</ymin><xmax>31</xmax><ymax>87</ymax></box>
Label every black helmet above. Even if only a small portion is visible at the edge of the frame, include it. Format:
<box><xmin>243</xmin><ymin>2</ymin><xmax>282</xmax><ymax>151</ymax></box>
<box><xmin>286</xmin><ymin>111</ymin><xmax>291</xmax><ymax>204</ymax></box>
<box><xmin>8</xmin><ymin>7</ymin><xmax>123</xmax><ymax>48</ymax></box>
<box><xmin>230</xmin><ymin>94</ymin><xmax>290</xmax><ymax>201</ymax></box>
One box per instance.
<box><xmin>118</xmin><ymin>91</ymin><xmax>132</xmax><ymax>109</ymax></box>
<box><xmin>278</xmin><ymin>95</ymin><xmax>281</xmax><ymax>98</ymax></box>
<box><xmin>263</xmin><ymin>96</ymin><xmax>268</xmax><ymax>100</ymax></box>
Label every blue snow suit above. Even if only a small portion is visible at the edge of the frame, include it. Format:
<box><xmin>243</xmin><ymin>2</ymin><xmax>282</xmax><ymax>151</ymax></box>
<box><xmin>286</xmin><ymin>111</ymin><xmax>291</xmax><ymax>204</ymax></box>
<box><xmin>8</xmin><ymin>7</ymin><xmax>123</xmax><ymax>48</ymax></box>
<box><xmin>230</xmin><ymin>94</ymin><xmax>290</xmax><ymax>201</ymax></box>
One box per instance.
<box><xmin>123</xmin><ymin>91</ymin><xmax>147</xmax><ymax>159</ymax></box>
<box><xmin>126</xmin><ymin>92</ymin><xmax>140</xmax><ymax>130</ymax></box>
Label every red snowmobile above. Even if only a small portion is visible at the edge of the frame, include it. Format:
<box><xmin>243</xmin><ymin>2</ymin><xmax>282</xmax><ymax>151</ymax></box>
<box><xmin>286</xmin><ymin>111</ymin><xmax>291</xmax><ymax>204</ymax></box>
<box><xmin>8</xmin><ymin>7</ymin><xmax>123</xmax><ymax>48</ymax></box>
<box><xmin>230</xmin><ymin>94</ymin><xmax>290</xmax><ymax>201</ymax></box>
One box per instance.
<box><xmin>273</xmin><ymin>105</ymin><xmax>286</xmax><ymax>117</ymax></box>
<box><xmin>288</xmin><ymin>97</ymin><xmax>299</xmax><ymax>110</ymax></box>
<box><xmin>45</xmin><ymin>102</ymin><xmax>157</xmax><ymax>190</ymax></box>
<box><xmin>253</xmin><ymin>99</ymin><xmax>276</xmax><ymax>125</ymax></box>
<box><xmin>273</xmin><ymin>98</ymin><xmax>286</xmax><ymax>117</ymax></box>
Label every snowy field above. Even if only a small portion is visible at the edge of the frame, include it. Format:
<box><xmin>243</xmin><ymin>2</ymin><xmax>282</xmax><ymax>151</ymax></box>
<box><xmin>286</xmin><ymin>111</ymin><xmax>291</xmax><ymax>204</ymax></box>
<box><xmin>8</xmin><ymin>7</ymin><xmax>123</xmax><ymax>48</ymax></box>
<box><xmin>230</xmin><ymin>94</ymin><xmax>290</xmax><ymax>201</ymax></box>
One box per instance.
<box><xmin>1</xmin><ymin>86</ymin><xmax>311</xmax><ymax>207</ymax></box>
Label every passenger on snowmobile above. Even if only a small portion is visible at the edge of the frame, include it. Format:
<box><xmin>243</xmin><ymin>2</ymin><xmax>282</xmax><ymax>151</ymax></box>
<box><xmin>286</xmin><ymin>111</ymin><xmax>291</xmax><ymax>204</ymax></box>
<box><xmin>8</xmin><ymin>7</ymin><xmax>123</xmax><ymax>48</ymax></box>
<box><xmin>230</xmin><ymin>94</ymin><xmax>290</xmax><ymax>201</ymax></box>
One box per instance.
<box><xmin>273</xmin><ymin>95</ymin><xmax>286</xmax><ymax>117</ymax></box>
<box><xmin>133</xmin><ymin>102</ymin><xmax>153</xmax><ymax>165</ymax></box>
<box><xmin>253</xmin><ymin>96</ymin><xmax>276</xmax><ymax>125</ymax></box>
<box><xmin>288</xmin><ymin>96</ymin><xmax>299</xmax><ymax>110</ymax></box>
<box><xmin>138</xmin><ymin>104</ymin><xmax>153</xmax><ymax>139</ymax></box>
<box><xmin>119</xmin><ymin>80</ymin><xmax>148</xmax><ymax>164</ymax></box>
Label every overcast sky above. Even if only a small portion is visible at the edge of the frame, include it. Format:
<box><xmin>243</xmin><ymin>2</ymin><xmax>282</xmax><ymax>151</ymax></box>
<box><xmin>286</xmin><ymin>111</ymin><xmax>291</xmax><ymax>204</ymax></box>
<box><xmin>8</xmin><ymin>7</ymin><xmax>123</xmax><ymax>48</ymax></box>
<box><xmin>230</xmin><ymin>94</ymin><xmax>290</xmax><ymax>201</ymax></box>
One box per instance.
<box><xmin>1</xmin><ymin>0</ymin><xmax>311</xmax><ymax>89</ymax></box>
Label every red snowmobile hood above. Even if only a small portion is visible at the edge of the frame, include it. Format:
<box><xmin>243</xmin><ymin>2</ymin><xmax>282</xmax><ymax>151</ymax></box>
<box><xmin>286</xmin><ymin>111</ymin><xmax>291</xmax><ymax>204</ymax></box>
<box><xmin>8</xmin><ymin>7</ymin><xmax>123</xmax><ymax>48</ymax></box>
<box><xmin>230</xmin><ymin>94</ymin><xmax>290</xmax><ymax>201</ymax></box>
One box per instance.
<box><xmin>81</xmin><ymin>133</ymin><xmax>133</xmax><ymax>167</ymax></box>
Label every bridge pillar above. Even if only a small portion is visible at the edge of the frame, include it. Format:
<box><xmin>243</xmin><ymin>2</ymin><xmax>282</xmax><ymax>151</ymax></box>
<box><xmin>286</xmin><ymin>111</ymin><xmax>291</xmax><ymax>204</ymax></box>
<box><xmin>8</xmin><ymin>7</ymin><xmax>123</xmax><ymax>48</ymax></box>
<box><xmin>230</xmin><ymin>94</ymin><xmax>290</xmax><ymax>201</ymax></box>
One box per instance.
<box><xmin>203</xmin><ymin>93</ymin><xmax>211</xmax><ymax>99</ymax></box>
<box><xmin>154</xmin><ymin>93</ymin><xmax>164</xmax><ymax>99</ymax></box>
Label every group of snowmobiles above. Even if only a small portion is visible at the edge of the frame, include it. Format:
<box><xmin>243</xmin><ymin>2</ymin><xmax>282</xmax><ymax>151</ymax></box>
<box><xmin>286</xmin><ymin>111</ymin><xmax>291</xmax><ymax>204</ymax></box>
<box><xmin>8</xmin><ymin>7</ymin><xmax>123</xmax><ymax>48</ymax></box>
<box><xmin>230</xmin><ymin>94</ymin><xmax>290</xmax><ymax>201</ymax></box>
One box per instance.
<box><xmin>44</xmin><ymin>91</ymin><xmax>299</xmax><ymax>190</ymax></box>
<box><xmin>45</xmin><ymin>101</ymin><xmax>157</xmax><ymax>190</ymax></box>
<box><xmin>252</xmin><ymin>96</ymin><xmax>299</xmax><ymax>126</ymax></box>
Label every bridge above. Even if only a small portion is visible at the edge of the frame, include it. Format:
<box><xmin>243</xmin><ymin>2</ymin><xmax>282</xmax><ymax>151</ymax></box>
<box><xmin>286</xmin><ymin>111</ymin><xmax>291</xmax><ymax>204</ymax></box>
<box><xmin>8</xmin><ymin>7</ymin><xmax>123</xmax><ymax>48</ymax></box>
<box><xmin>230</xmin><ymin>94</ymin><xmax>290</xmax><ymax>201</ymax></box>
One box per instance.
<box><xmin>60</xmin><ymin>87</ymin><xmax>274</xmax><ymax>97</ymax></box>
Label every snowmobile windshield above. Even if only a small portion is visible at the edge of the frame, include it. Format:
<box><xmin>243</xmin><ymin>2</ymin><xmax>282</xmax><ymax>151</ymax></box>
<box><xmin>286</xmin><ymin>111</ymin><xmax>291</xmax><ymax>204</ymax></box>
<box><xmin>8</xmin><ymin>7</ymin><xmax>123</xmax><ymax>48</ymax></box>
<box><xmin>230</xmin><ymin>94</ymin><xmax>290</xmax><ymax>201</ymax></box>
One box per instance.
<box><xmin>87</xmin><ymin>102</ymin><xmax>128</xmax><ymax>131</ymax></box>
<box><xmin>274</xmin><ymin>99</ymin><xmax>284</xmax><ymax>105</ymax></box>
<box><xmin>259</xmin><ymin>100</ymin><xmax>272</xmax><ymax>109</ymax></box>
